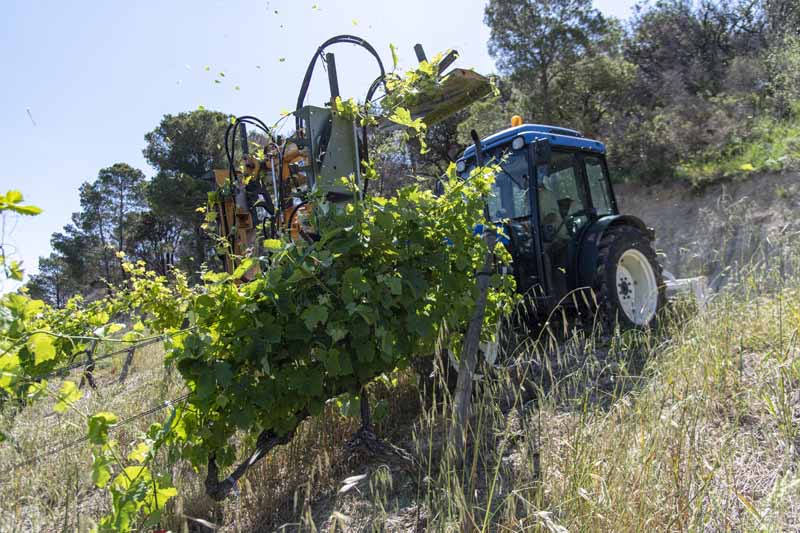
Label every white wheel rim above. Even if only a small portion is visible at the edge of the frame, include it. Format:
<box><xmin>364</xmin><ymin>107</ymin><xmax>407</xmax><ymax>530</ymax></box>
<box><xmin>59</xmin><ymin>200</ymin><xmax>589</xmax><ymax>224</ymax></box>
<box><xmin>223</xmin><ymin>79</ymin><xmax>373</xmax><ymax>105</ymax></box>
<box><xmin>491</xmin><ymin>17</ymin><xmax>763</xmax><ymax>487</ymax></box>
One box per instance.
<box><xmin>616</xmin><ymin>249</ymin><xmax>658</xmax><ymax>325</ymax></box>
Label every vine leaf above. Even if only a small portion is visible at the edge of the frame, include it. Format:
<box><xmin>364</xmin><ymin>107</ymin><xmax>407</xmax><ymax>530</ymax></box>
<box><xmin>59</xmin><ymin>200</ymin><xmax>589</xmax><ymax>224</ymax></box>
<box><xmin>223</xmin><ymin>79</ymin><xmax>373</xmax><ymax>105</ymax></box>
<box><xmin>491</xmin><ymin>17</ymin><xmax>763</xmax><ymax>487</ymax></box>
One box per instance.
<box><xmin>27</xmin><ymin>332</ymin><xmax>56</xmax><ymax>366</ymax></box>
<box><xmin>53</xmin><ymin>380</ymin><xmax>82</xmax><ymax>413</ymax></box>
<box><xmin>0</xmin><ymin>353</ymin><xmax>20</xmax><ymax>393</ymax></box>
<box><xmin>7</xmin><ymin>260</ymin><xmax>23</xmax><ymax>281</ymax></box>
<box><xmin>326</xmin><ymin>322</ymin><xmax>347</xmax><ymax>343</ymax></box>
<box><xmin>214</xmin><ymin>361</ymin><xmax>233</xmax><ymax>387</ymax></box>
<box><xmin>128</xmin><ymin>441</ymin><xmax>151</xmax><ymax>463</ymax></box>
<box><xmin>92</xmin><ymin>453</ymin><xmax>113</xmax><ymax>488</ymax></box>
<box><xmin>302</xmin><ymin>305</ymin><xmax>329</xmax><ymax>330</ymax></box>
<box><xmin>88</xmin><ymin>412</ymin><xmax>118</xmax><ymax>445</ymax></box>
<box><xmin>390</xmin><ymin>43</ymin><xmax>399</xmax><ymax>70</ymax></box>
<box><xmin>385</xmin><ymin>277</ymin><xmax>402</xmax><ymax>296</ymax></box>
<box><xmin>0</xmin><ymin>190</ymin><xmax>42</xmax><ymax>215</ymax></box>
<box><xmin>232</xmin><ymin>257</ymin><xmax>258</xmax><ymax>279</ymax></box>
<box><xmin>263</xmin><ymin>239</ymin><xmax>283</xmax><ymax>251</ymax></box>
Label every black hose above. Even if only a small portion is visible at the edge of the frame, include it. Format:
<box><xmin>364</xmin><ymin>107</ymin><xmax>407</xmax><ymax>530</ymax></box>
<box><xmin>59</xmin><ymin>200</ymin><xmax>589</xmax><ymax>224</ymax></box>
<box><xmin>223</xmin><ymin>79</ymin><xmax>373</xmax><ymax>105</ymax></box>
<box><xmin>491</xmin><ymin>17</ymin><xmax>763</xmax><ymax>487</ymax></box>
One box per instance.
<box><xmin>293</xmin><ymin>36</ymin><xmax>387</xmax><ymax>200</ymax></box>
<box><xmin>221</xmin><ymin>116</ymin><xmax>277</xmax><ymax>267</ymax></box>
<box><xmin>295</xmin><ymin>35</ymin><xmax>386</xmax><ymax>133</ymax></box>
<box><xmin>286</xmin><ymin>200</ymin><xmax>308</xmax><ymax>233</ymax></box>
<box><xmin>360</xmin><ymin>74</ymin><xmax>388</xmax><ymax>197</ymax></box>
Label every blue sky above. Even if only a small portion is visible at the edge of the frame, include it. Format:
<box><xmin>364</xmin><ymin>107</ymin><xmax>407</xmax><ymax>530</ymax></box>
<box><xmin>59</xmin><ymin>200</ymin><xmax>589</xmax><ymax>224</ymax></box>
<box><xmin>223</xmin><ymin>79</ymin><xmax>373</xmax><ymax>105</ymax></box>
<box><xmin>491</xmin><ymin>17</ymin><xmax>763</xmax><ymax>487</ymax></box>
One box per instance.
<box><xmin>0</xmin><ymin>0</ymin><xmax>636</xmax><ymax>291</ymax></box>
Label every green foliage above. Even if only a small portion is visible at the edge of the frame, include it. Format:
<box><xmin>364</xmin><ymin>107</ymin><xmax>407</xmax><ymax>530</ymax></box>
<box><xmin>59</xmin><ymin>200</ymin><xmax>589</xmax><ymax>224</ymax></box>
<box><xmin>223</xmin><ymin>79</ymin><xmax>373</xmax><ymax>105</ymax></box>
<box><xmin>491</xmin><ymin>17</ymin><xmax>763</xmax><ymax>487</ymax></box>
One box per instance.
<box><xmin>95</xmin><ymin>464</ymin><xmax>177</xmax><ymax>532</ymax></box>
<box><xmin>381</xmin><ymin>51</ymin><xmax>449</xmax><ymax>112</ymax></box>
<box><xmin>26</xmin><ymin>332</ymin><xmax>56</xmax><ymax>366</ymax></box>
<box><xmin>4</xmin><ymin>4</ymin><xmax>800</xmax><ymax>527</ymax></box>
<box><xmin>88</xmin><ymin>412</ymin><xmax>118</xmax><ymax>445</ymax></box>
<box><xmin>485</xmin><ymin>0</ymin><xmax>608</xmax><ymax>122</ymax></box>
<box><xmin>332</xmin><ymin>96</ymin><xmax>376</xmax><ymax>127</ymax></box>
<box><xmin>0</xmin><ymin>191</ymin><xmax>42</xmax><ymax>282</ymax></box>
<box><xmin>24</xmin><ymin>163</ymin><xmax>153</xmax><ymax>304</ymax></box>
<box><xmin>53</xmin><ymin>380</ymin><xmax>82</xmax><ymax>413</ymax></box>
<box><xmin>388</xmin><ymin>107</ymin><xmax>428</xmax><ymax>153</ymax></box>
<box><xmin>389</xmin><ymin>43</ymin><xmax>399</xmax><ymax>70</ymax></box>
<box><xmin>765</xmin><ymin>35</ymin><xmax>800</xmax><ymax>118</ymax></box>
<box><xmin>143</xmin><ymin>109</ymin><xmax>232</xmax><ymax>278</ymax></box>
<box><xmin>481</xmin><ymin>0</ymin><xmax>799</xmax><ymax>185</ymax></box>
<box><xmin>377</xmin><ymin>50</ymin><xmax>466</xmax><ymax>156</ymax></box>
<box><xmin>2</xmin><ymin>154</ymin><xmax>513</xmax><ymax>528</ymax></box>
<box><xmin>677</xmin><ymin>112</ymin><xmax>800</xmax><ymax>187</ymax></box>
<box><xmin>168</xmin><ymin>165</ymin><xmax>514</xmax><ymax>467</ymax></box>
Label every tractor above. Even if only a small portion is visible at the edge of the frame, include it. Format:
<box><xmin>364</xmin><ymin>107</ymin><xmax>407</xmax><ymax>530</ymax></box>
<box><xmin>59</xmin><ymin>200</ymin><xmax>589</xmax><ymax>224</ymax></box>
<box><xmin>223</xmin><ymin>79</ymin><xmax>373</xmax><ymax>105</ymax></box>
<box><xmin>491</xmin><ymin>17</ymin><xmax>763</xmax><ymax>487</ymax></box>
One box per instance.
<box><xmin>211</xmin><ymin>35</ymin><xmax>665</xmax><ymax>333</ymax></box>
<box><xmin>456</xmin><ymin>120</ymin><xmax>665</xmax><ymax>330</ymax></box>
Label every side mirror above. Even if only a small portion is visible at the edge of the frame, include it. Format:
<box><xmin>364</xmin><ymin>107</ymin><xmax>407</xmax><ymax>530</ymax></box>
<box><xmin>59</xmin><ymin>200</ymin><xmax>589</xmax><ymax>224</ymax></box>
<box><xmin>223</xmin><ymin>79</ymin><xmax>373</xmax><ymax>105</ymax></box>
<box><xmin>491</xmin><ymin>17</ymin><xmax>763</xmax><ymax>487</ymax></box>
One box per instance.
<box><xmin>433</xmin><ymin>179</ymin><xmax>444</xmax><ymax>197</ymax></box>
<box><xmin>532</xmin><ymin>139</ymin><xmax>552</xmax><ymax>190</ymax></box>
<box><xmin>531</xmin><ymin>139</ymin><xmax>551</xmax><ymax>166</ymax></box>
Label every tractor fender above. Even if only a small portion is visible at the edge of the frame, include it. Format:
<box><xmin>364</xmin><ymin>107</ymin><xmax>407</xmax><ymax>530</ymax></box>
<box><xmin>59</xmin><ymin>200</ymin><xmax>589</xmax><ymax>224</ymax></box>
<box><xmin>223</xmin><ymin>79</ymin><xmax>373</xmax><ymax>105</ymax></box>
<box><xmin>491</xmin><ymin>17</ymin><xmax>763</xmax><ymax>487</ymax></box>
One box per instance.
<box><xmin>576</xmin><ymin>215</ymin><xmax>655</xmax><ymax>287</ymax></box>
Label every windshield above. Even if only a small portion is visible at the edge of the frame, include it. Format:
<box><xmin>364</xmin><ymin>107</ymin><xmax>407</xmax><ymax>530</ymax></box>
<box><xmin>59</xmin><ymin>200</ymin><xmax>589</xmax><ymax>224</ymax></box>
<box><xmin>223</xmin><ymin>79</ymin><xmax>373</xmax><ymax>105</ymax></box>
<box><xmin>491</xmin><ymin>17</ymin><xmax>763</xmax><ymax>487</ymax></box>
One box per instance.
<box><xmin>460</xmin><ymin>145</ymin><xmax>530</xmax><ymax>222</ymax></box>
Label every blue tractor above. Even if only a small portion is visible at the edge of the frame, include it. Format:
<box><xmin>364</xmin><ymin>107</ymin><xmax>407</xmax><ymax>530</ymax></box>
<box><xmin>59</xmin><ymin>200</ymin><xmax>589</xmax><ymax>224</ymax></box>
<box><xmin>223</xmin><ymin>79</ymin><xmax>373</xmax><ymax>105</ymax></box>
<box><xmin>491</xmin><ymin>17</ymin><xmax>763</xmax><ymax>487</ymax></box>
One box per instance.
<box><xmin>456</xmin><ymin>120</ymin><xmax>666</xmax><ymax>329</ymax></box>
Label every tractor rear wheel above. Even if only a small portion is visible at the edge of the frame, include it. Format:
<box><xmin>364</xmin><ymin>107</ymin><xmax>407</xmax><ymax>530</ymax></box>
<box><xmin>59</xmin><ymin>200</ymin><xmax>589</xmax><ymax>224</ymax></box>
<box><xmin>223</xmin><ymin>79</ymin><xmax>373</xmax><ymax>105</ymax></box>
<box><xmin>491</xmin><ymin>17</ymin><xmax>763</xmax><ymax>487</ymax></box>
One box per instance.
<box><xmin>593</xmin><ymin>225</ymin><xmax>665</xmax><ymax>329</ymax></box>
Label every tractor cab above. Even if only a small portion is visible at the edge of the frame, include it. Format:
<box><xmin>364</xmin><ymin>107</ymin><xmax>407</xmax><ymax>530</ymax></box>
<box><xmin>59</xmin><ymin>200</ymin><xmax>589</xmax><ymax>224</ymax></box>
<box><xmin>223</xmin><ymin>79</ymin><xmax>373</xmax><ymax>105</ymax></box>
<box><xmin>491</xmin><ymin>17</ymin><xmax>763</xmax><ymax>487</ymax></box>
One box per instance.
<box><xmin>457</xmin><ymin>121</ymin><xmax>664</xmax><ymax>327</ymax></box>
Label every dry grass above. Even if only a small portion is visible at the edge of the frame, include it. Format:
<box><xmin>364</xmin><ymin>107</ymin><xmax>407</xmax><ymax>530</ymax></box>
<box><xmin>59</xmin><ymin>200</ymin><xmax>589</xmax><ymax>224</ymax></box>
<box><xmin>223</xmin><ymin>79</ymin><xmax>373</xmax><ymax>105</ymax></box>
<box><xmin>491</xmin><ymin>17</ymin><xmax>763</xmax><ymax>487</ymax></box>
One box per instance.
<box><xmin>2</xmin><ymin>241</ymin><xmax>800</xmax><ymax>532</ymax></box>
<box><xmin>0</xmin><ymin>342</ymin><xmax>184</xmax><ymax>531</ymax></box>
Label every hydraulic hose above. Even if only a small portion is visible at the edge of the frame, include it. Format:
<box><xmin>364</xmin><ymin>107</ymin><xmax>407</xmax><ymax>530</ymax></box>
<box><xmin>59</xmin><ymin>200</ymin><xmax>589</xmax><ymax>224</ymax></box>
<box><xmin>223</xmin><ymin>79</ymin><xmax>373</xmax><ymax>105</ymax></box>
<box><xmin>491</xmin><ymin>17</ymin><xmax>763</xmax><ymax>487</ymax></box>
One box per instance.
<box><xmin>294</xmin><ymin>35</ymin><xmax>388</xmax><ymax>199</ymax></box>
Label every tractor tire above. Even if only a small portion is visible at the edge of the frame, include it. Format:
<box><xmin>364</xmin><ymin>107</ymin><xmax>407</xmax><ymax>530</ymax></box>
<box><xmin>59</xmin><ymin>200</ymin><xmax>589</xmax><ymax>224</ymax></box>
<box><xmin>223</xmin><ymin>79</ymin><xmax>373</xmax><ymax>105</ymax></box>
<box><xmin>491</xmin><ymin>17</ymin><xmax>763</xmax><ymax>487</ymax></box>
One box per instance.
<box><xmin>593</xmin><ymin>225</ymin><xmax>666</xmax><ymax>330</ymax></box>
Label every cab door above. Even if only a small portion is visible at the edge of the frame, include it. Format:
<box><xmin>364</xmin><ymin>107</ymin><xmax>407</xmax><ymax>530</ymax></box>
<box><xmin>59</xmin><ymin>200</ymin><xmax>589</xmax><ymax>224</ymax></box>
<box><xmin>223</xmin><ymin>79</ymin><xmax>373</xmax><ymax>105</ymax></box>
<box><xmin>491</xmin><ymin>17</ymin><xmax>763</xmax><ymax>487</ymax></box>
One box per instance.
<box><xmin>536</xmin><ymin>149</ymin><xmax>593</xmax><ymax>301</ymax></box>
<box><xmin>482</xmin><ymin>146</ymin><xmax>542</xmax><ymax>296</ymax></box>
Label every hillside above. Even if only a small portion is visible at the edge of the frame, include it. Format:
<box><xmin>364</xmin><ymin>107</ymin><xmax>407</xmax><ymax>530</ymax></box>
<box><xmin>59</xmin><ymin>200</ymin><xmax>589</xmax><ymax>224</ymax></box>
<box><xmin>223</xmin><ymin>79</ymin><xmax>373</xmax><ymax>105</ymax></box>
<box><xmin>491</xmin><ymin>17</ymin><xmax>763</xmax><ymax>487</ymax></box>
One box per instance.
<box><xmin>3</xmin><ymin>171</ymin><xmax>799</xmax><ymax>531</ymax></box>
<box><xmin>619</xmin><ymin>171</ymin><xmax>800</xmax><ymax>284</ymax></box>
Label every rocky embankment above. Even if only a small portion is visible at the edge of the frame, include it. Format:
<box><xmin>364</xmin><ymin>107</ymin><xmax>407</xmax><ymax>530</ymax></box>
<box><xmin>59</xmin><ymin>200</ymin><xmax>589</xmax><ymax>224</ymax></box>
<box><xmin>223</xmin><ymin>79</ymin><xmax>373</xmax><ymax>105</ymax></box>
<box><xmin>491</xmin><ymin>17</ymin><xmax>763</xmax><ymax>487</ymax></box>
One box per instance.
<box><xmin>616</xmin><ymin>172</ymin><xmax>800</xmax><ymax>289</ymax></box>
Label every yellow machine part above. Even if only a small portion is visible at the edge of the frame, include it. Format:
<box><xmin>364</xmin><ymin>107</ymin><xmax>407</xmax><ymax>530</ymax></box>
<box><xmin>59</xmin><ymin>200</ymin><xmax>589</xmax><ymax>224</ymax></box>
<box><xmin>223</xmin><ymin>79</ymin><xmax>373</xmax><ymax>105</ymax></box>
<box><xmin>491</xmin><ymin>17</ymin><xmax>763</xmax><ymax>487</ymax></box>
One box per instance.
<box><xmin>213</xmin><ymin>169</ymin><xmax>260</xmax><ymax>280</ymax></box>
<box><xmin>212</xmin><ymin>143</ymin><xmax>314</xmax><ymax>280</ymax></box>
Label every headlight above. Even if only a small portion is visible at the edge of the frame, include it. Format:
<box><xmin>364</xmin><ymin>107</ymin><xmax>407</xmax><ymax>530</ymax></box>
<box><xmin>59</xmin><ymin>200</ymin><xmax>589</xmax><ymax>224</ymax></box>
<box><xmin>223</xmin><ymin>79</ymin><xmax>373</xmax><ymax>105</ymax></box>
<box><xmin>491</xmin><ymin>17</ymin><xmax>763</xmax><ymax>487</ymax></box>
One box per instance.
<box><xmin>512</xmin><ymin>136</ymin><xmax>525</xmax><ymax>150</ymax></box>
<box><xmin>456</xmin><ymin>160</ymin><xmax>466</xmax><ymax>173</ymax></box>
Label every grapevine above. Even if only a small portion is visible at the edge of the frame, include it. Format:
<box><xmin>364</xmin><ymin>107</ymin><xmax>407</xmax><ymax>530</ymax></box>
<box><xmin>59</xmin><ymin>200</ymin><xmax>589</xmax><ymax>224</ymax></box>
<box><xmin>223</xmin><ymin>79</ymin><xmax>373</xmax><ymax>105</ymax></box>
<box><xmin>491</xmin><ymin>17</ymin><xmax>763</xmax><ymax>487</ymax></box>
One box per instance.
<box><xmin>0</xmin><ymin>55</ymin><xmax>512</xmax><ymax>530</ymax></box>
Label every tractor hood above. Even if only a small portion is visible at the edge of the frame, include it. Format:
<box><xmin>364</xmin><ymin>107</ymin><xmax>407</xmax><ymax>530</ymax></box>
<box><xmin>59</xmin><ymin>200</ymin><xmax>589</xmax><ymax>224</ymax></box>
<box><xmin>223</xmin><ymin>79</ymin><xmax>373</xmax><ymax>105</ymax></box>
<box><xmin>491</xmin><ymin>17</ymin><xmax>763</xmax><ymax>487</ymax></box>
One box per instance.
<box><xmin>459</xmin><ymin>124</ymin><xmax>606</xmax><ymax>161</ymax></box>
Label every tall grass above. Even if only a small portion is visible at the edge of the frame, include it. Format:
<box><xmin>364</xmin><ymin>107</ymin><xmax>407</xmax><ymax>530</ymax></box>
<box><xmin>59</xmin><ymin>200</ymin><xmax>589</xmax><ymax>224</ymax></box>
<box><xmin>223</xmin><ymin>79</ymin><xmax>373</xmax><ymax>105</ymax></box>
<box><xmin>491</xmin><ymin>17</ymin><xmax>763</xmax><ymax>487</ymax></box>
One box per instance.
<box><xmin>398</xmin><ymin>236</ymin><xmax>800</xmax><ymax>532</ymax></box>
<box><xmin>0</xmin><ymin>342</ymin><xmax>184</xmax><ymax>531</ymax></box>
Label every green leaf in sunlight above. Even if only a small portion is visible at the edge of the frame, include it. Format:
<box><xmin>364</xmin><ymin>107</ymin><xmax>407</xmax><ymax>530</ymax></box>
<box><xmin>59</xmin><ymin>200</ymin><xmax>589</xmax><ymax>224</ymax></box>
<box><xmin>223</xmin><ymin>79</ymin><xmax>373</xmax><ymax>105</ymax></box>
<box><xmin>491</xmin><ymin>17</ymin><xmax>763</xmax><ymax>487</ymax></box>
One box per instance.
<box><xmin>232</xmin><ymin>257</ymin><xmax>258</xmax><ymax>279</ymax></box>
<box><xmin>128</xmin><ymin>441</ymin><xmax>151</xmax><ymax>463</ymax></box>
<box><xmin>27</xmin><ymin>332</ymin><xmax>56</xmax><ymax>365</ymax></box>
<box><xmin>5</xmin><ymin>190</ymin><xmax>22</xmax><ymax>203</ymax></box>
<box><xmin>8</xmin><ymin>260</ymin><xmax>24</xmax><ymax>281</ymax></box>
<box><xmin>53</xmin><ymin>380</ymin><xmax>82</xmax><ymax>413</ymax></box>
<box><xmin>92</xmin><ymin>454</ymin><xmax>113</xmax><ymax>488</ymax></box>
<box><xmin>0</xmin><ymin>353</ymin><xmax>20</xmax><ymax>392</ymax></box>
<box><xmin>263</xmin><ymin>239</ymin><xmax>283</xmax><ymax>251</ymax></box>
<box><xmin>88</xmin><ymin>412</ymin><xmax>118</xmax><ymax>445</ymax></box>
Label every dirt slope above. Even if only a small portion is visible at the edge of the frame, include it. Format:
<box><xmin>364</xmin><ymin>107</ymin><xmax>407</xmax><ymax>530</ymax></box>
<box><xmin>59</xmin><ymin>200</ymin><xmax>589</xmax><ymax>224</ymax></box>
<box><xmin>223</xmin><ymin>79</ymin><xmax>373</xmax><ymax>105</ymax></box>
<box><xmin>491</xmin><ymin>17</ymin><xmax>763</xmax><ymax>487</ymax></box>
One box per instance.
<box><xmin>616</xmin><ymin>171</ymin><xmax>800</xmax><ymax>287</ymax></box>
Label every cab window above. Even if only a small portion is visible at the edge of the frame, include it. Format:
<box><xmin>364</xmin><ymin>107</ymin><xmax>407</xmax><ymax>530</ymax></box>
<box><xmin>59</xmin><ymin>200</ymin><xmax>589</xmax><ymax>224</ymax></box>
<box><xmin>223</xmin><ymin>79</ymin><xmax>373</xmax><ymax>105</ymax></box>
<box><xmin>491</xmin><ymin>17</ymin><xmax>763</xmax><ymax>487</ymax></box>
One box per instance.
<box><xmin>482</xmin><ymin>148</ymin><xmax>530</xmax><ymax>222</ymax></box>
<box><xmin>538</xmin><ymin>151</ymin><xmax>590</xmax><ymax>241</ymax></box>
<box><xmin>584</xmin><ymin>155</ymin><xmax>614</xmax><ymax>216</ymax></box>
